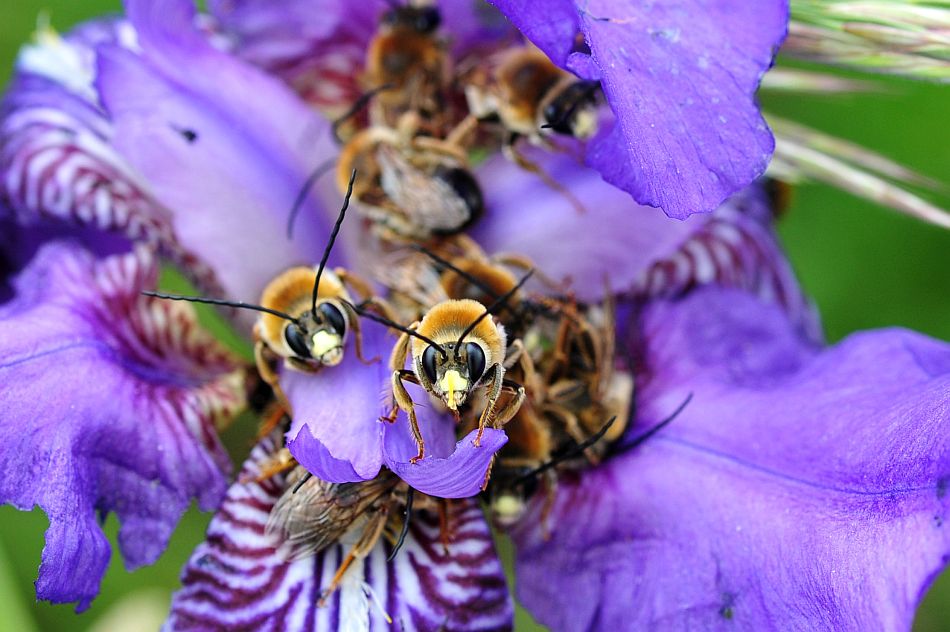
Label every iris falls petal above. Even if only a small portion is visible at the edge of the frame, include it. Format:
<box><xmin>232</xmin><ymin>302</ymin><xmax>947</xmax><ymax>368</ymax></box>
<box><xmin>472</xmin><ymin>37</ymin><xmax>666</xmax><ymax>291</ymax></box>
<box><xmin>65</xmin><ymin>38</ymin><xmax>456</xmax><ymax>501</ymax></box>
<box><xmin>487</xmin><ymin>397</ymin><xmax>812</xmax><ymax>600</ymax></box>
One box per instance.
<box><xmin>512</xmin><ymin>287</ymin><xmax>950</xmax><ymax>630</ymax></box>
<box><xmin>0</xmin><ymin>235</ymin><xmax>244</xmax><ymax>610</ymax></box>
<box><xmin>166</xmin><ymin>433</ymin><xmax>513</xmax><ymax>631</ymax></box>
<box><xmin>489</xmin><ymin>0</ymin><xmax>788</xmax><ymax>218</ymax></box>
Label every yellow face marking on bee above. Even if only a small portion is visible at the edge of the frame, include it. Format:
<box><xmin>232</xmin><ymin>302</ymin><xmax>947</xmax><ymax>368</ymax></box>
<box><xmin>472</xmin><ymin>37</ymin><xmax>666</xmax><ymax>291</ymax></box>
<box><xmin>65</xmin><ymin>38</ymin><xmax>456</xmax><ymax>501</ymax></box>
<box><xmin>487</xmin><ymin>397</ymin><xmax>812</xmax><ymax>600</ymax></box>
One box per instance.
<box><xmin>311</xmin><ymin>331</ymin><xmax>341</xmax><ymax>358</ymax></box>
<box><xmin>439</xmin><ymin>369</ymin><xmax>468</xmax><ymax>410</ymax></box>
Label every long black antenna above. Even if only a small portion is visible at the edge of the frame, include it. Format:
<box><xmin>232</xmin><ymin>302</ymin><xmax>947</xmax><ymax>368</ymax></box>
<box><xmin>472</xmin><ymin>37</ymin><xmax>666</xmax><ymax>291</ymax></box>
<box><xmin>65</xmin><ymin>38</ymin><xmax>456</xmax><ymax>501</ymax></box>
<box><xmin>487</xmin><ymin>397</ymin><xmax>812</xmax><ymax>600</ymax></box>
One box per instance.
<box><xmin>514</xmin><ymin>416</ymin><xmax>616</xmax><ymax>485</ymax></box>
<box><xmin>311</xmin><ymin>169</ymin><xmax>357</xmax><ymax>319</ymax></box>
<box><xmin>331</xmin><ymin>83</ymin><xmax>395</xmax><ymax>142</ymax></box>
<box><xmin>142</xmin><ymin>291</ymin><xmax>298</xmax><ymax>322</ymax></box>
<box><xmin>345</xmin><ymin>300</ymin><xmax>447</xmax><ymax>357</ymax></box>
<box><xmin>613</xmin><ymin>393</ymin><xmax>693</xmax><ymax>456</ymax></box>
<box><xmin>412</xmin><ymin>246</ymin><xmax>501</xmax><ymax>301</ymax></box>
<box><xmin>387</xmin><ymin>486</ymin><xmax>415</xmax><ymax>561</ymax></box>
<box><xmin>513</xmin><ymin>392</ymin><xmax>694</xmax><ymax>485</ymax></box>
<box><xmin>453</xmin><ymin>269</ymin><xmax>534</xmax><ymax>356</ymax></box>
<box><xmin>286</xmin><ymin>158</ymin><xmax>336</xmax><ymax>239</ymax></box>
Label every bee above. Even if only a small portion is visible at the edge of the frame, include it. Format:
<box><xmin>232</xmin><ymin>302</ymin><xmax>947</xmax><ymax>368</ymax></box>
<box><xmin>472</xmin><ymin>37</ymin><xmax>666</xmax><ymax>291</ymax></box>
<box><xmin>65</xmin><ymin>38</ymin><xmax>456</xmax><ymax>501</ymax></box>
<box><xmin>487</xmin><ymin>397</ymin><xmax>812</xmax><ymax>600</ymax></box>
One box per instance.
<box><xmin>336</xmin><ymin>113</ymin><xmax>484</xmax><ymax>241</ymax></box>
<box><xmin>144</xmin><ymin>172</ymin><xmax>384</xmax><ymax>404</ymax></box>
<box><xmin>363</xmin><ymin>1</ymin><xmax>450</xmax><ymax>127</ymax></box>
<box><xmin>481</xmin><ymin>296</ymin><xmax>635</xmax><ymax>527</ymax></box>
<box><xmin>465</xmin><ymin>46</ymin><xmax>601</xmax><ymax>144</ymax></box>
<box><xmin>266</xmin><ymin>467</ymin><xmax>410</xmax><ymax>604</ymax></box>
<box><xmin>383</xmin><ymin>274</ymin><xmax>532</xmax><ymax>463</ymax></box>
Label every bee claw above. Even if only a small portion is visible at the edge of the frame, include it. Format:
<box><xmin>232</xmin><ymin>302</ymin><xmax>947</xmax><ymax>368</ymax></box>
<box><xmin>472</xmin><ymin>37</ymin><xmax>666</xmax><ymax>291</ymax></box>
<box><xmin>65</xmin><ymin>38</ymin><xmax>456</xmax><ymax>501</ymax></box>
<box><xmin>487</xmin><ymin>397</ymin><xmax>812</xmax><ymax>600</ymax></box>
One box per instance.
<box><xmin>409</xmin><ymin>450</ymin><xmax>425</xmax><ymax>464</ymax></box>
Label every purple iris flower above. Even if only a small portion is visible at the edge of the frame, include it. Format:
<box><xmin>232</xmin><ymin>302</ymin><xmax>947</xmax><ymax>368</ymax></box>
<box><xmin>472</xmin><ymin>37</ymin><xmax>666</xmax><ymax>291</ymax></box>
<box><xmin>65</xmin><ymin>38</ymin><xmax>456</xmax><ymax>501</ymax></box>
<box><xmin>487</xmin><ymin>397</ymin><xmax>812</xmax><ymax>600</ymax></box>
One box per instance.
<box><xmin>0</xmin><ymin>1</ymin><xmax>948</xmax><ymax>630</ymax></box>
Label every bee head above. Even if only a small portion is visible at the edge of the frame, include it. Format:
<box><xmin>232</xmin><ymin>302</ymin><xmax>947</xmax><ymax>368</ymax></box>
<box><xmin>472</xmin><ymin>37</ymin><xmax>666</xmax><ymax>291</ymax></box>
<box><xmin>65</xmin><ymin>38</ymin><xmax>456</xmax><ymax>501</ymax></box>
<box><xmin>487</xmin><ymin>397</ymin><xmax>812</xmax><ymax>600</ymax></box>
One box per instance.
<box><xmin>418</xmin><ymin>340</ymin><xmax>487</xmax><ymax>411</ymax></box>
<box><xmin>541</xmin><ymin>80</ymin><xmax>600</xmax><ymax>139</ymax></box>
<box><xmin>382</xmin><ymin>5</ymin><xmax>441</xmax><ymax>34</ymax></box>
<box><xmin>284</xmin><ymin>300</ymin><xmax>348</xmax><ymax>366</ymax></box>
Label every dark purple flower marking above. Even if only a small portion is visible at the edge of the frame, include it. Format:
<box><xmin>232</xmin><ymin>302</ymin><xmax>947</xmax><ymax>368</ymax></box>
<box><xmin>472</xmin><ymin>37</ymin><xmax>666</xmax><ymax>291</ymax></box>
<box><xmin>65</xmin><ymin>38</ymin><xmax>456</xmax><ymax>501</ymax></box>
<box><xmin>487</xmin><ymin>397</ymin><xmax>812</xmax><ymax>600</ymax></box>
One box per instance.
<box><xmin>166</xmin><ymin>432</ymin><xmax>513</xmax><ymax>631</ymax></box>
<box><xmin>0</xmin><ymin>230</ymin><xmax>244</xmax><ymax>610</ymax></box>
<box><xmin>488</xmin><ymin>0</ymin><xmax>788</xmax><ymax>218</ymax></box>
<box><xmin>511</xmin><ymin>286</ymin><xmax>950</xmax><ymax>630</ymax></box>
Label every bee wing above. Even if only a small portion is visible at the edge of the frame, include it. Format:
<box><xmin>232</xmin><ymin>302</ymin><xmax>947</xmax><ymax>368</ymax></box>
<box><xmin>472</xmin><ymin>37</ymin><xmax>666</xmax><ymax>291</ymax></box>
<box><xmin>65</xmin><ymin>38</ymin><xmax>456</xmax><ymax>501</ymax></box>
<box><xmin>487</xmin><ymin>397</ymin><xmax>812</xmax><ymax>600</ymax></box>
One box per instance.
<box><xmin>377</xmin><ymin>146</ymin><xmax>471</xmax><ymax>234</ymax></box>
<box><xmin>266</xmin><ymin>467</ymin><xmax>398</xmax><ymax>561</ymax></box>
<box><xmin>372</xmin><ymin>250</ymin><xmax>450</xmax><ymax>309</ymax></box>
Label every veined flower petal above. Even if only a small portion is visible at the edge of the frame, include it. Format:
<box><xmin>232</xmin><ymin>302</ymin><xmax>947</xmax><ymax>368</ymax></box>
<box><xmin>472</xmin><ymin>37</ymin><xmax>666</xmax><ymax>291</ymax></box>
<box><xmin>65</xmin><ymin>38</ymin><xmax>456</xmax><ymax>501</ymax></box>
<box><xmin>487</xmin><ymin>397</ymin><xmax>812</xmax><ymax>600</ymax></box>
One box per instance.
<box><xmin>0</xmin><ymin>232</ymin><xmax>245</xmax><ymax>611</ymax></box>
<box><xmin>512</xmin><ymin>287</ymin><xmax>950</xmax><ymax>630</ymax></box>
<box><xmin>98</xmin><ymin>0</ymin><xmax>339</xmax><ymax>317</ymax></box>
<box><xmin>0</xmin><ymin>17</ymin><xmax>222</xmax><ymax>295</ymax></box>
<box><xmin>283</xmin><ymin>322</ymin><xmax>392</xmax><ymax>483</ymax></box>
<box><xmin>488</xmin><ymin>0</ymin><xmax>788</xmax><ymax>218</ymax></box>
<box><xmin>166</xmin><ymin>433</ymin><xmax>513</xmax><ymax>631</ymax></box>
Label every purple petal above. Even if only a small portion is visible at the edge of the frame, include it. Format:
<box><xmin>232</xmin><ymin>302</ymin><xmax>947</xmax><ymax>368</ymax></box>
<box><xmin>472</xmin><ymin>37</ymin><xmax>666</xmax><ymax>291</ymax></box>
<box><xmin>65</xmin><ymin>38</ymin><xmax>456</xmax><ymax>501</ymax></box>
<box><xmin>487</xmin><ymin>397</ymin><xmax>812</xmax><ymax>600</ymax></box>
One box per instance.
<box><xmin>485</xmin><ymin>0</ymin><xmax>580</xmax><ymax>65</ymax></box>
<box><xmin>624</xmin><ymin>181</ymin><xmax>821</xmax><ymax>341</ymax></box>
<box><xmin>471</xmin><ymin>150</ymin><xmax>706</xmax><ymax>302</ymax></box>
<box><xmin>0</xmin><ymin>236</ymin><xmax>244</xmax><ymax>610</ymax></box>
<box><xmin>512</xmin><ymin>287</ymin><xmax>950</xmax><ymax>630</ymax></box>
<box><xmin>166</xmin><ymin>433</ymin><xmax>513</xmax><ymax>630</ymax></box>
<box><xmin>386</xmin><ymin>427</ymin><xmax>509</xmax><ymax>499</ymax></box>
<box><xmin>99</xmin><ymin>0</ymin><xmax>339</xmax><ymax>312</ymax></box>
<box><xmin>283</xmin><ymin>323</ymin><xmax>392</xmax><ymax>483</ymax></box>
<box><xmin>0</xmin><ymin>17</ymin><xmax>224</xmax><ymax>294</ymax></box>
<box><xmin>380</xmin><ymin>380</ymin><xmax>508</xmax><ymax>498</ymax></box>
<box><xmin>209</xmin><ymin>0</ymin><xmax>383</xmax><ymax>112</ymax></box>
<box><xmin>490</xmin><ymin>0</ymin><xmax>788</xmax><ymax>218</ymax></box>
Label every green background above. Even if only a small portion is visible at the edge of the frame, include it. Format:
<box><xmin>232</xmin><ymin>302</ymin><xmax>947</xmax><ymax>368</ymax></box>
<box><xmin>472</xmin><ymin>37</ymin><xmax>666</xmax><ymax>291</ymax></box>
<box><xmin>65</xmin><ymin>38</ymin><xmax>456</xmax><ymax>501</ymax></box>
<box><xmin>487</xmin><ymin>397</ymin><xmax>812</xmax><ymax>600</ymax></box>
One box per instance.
<box><xmin>0</xmin><ymin>3</ymin><xmax>947</xmax><ymax>631</ymax></box>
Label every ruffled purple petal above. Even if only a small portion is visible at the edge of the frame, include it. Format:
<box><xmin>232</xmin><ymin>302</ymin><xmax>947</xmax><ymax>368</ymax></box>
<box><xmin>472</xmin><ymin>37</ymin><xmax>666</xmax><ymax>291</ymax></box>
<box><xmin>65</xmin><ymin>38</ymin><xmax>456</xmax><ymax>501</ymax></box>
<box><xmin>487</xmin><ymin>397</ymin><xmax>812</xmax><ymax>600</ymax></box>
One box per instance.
<box><xmin>166</xmin><ymin>433</ymin><xmax>513</xmax><ymax>631</ymax></box>
<box><xmin>386</xmin><ymin>426</ymin><xmax>508</xmax><ymax>499</ymax></box>
<box><xmin>471</xmin><ymin>150</ymin><xmax>706</xmax><ymax>302</ymax></box>
<box><xmin>381</xmin><ymin>381</ymin><xmax>508</xmax><ymax>498</ymax></box>
<box><xmin>512</xmin><ymin>287</ymin><xmax>950</xmax><ymax>630</ymax></box>
<box><xmin>98</xmin><ymin>0</ymin><xmax>338</xmax><ymax>312</ymax></box>
<box><xmin>0</xmin><ymin>235</ymin><xmax>244</xmax><ymax>610</ymax></box>
<box><xmin>490</xmin><ymin>0</ymin><xmax>788</xmax><ymax>218</ymax></box>
<box><xmin>485</xmin><ymin>0</ymin><xmax>579</xmax><ymax>65</ymax></box>
<box><xmin>0</xmin><ymin>17</ymin><xmax>222</xmax><ymax>294</ymax></box>
<box><xmin>283</xmin><ymin>323</ymin><xmax>392</xmax><ymax>483</ymax></box>
<box><xmin>624</xmin><ymin>181</ymin><xmax>821</xmax><ymax>341</ymax></box>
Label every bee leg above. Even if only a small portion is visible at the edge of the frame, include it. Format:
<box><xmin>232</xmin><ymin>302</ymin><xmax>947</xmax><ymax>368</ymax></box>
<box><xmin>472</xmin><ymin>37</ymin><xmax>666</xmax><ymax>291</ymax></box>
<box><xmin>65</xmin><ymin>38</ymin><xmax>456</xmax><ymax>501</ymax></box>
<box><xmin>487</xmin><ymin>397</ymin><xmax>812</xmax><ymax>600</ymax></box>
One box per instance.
<box><xmin>503</xmin><ymin>338</ymin><xmax>525</xmax><ymax>370</ymax></box>
<box><xmin>503</xmin><ymin>135</ymin><xmax>588</xmax><ymax>215</ymax></box>
<box><xmin>491</xmin><ymin>252</ymin><xmax>564</xmax><ymax>292</ymax></box>
<box><xmin>444</xmin><ymin>113</ymin><xmax>479</xmax><ymax>148</ymax></box>
<box><xmin>318</xmin><ymin>507</ymin><xmax>390</xmax><ymax>607</ymax></box>
<box><xmin>243</xmin><ymin>447</ymin><xmax>295</xmax><ymax>483</ymax></box>
<box><xmin>334</xmin><ymin>268</ymin><xmax>381</xmax><ymax>306</ymax></box>
<box><xmin>494</xmin><ymin>379</ymin><xmax>526</xmax><ymax>428</ymax></box>
<box><xmin>255</xmin><ymin>341</ymin><xmax>291</xmax><ymax>411</ymax></box>
<box><xmin>255</xmin><ymin>403</ymin><xmax>288</xmax><ymax>441</ymax></box>
<box><xmin>391</xmin><ymin>369</ymin><xmax>426</xmax><ymax>463</ymax></box>
<box><xmin>542</xmin><ymin>403</ymin><xmax>600</xmax><ymax>463</ymax></box>
<box><xmin>437</xmin><ymin>499</ymin><xmax>453</xmax><ymax>555</ymax></box>
<box><xmin>381</xmin><ymin>328</ymin><xmax>416</xmax><ymax>421</ymax></box>
<box><xmin>476</xmin><ymin>365</ymin><xmax>525</xmax><ymax>445</ymax></box>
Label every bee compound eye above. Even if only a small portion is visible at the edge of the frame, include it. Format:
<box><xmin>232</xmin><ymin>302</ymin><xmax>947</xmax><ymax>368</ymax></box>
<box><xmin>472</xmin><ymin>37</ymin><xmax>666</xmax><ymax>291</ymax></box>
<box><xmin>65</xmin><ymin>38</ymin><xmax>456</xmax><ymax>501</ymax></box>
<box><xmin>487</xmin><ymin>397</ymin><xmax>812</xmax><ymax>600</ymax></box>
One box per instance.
<box><xmin>422</xmin><ymin>344</ymin><xmax>440</xmax><ymax>384</ymax></box>
<box><xmin>465</xmin><ymin>342</ymin><xmax>486</xmax><ymax>383</ymax></box>
<box><xmin>416</xmin><ymin>7</ymin><xmax>441</xmax><ymax>32</ymax></box>
<box><xmin>284</xmin><ymin>324</ymin><xmax>312</xmax><ymax>359</ymax></box>
<box><xmin>318</xmin><ymin>301</ymin><xmax>347</xmax><ymax>335</ymax></box>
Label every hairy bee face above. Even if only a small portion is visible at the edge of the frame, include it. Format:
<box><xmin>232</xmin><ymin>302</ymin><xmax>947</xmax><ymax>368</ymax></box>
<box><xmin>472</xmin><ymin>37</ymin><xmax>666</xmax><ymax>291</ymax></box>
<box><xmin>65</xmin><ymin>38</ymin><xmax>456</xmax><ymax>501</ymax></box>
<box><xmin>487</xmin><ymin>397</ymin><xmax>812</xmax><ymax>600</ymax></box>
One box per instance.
<box><xmin>417</xmin><ymin>340</ymin><xmax>488</xmax><ymax>410</ymax></box>
<box><xmin>282</xmin><ymin>299</ymin><xmax>349</xmax><ymax>367</ymax></box>
<box><xmin>256</xmin><ymin>267</ymin><xmax>353</xmax><ymax>369</ymax></box>
<box><xmin>410</xmin><ymin>299</ymin><xmax>504</xmax><ymax>411</ymax></box>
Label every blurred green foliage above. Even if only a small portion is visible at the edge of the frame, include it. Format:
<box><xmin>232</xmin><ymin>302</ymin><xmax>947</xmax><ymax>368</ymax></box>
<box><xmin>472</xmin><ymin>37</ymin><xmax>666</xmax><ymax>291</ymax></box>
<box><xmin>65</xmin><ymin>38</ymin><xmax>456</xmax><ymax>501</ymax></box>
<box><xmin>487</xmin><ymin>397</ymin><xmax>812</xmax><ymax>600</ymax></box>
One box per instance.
<box><xmin>0</xmin><ymin>2</ymin><xmax>947</xmax><ymax>631</ymax></box>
